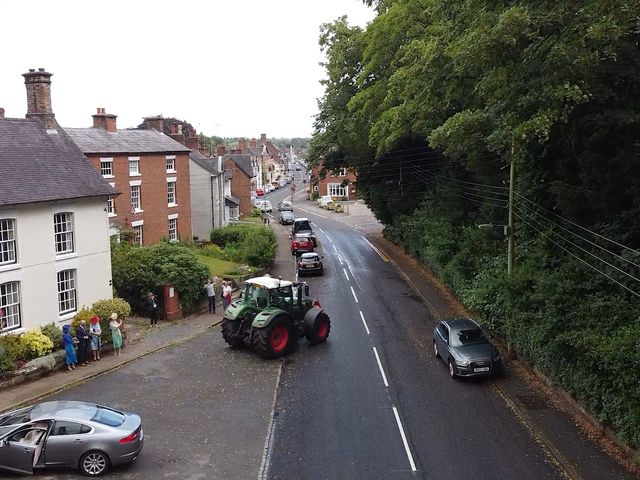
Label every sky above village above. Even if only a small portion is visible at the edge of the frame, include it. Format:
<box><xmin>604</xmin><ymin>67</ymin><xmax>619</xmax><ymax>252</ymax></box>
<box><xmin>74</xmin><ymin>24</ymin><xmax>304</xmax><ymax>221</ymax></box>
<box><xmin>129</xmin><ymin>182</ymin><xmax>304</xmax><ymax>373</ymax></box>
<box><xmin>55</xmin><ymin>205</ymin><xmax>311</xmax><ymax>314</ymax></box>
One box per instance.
<box><xmin>0</xmin><ymin>0</ymin><xmax>374</xmax><ymax>139</ymax></box>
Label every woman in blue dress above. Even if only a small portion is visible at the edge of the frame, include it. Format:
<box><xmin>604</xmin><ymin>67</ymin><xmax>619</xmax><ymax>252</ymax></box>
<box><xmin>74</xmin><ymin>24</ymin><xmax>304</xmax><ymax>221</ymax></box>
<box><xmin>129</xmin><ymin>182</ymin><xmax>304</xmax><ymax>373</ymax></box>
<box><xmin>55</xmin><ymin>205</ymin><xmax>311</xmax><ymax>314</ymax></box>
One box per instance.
<box><xmin>62</xmin><ymin>324</ymin><xmax>78</xmax><ymax>371</ymax></box>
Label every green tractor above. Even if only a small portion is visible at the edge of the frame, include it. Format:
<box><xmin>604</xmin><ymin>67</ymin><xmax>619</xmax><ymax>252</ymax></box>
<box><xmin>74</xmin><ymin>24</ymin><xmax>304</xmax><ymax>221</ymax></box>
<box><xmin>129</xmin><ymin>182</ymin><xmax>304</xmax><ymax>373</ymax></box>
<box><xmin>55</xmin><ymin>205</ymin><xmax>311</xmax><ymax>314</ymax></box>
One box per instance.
<box><xmin>221</xmin><ymin>275</ymin><xmax>331</xmax><ymax>359</ymax></box>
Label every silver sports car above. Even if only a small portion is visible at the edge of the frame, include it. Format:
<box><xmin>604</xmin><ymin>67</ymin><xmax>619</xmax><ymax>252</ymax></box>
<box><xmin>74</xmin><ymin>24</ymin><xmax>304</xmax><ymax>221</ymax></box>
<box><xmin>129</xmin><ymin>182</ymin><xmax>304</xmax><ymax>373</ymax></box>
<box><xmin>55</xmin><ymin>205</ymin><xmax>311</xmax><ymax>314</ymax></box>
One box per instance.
<box><xmin>0</xmin><ymin>400</ymin><xmax>143</xmax><ymax>476</ymax></box>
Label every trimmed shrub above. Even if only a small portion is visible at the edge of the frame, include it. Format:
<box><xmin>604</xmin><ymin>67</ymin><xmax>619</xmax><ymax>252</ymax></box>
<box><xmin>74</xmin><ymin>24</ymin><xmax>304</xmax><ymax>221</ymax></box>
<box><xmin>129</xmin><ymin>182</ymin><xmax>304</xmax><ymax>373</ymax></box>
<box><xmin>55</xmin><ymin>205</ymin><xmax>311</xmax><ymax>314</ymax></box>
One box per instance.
<box><xmin>241</xmin><ymin>228</ymin><xmax>277</xmax><ymax>269</ymax></box>
<box><xmin>201</xmin><ymin>243</ymin><xmax>226</xmax><ymax>259</ymax></box>
<box><xmin>0</xmin><ymin>334</ymin><xmax>27</xmax><ymax>372</ymax></box>
<box><xmin>41</xmin><ymin>323</ymin><xmax>63</xmax><ymax>350</ymax></box>
<box><xmin>22</xmin><ymin>329</ymin><xmax>54</xmax><ymax>359</ymax></box>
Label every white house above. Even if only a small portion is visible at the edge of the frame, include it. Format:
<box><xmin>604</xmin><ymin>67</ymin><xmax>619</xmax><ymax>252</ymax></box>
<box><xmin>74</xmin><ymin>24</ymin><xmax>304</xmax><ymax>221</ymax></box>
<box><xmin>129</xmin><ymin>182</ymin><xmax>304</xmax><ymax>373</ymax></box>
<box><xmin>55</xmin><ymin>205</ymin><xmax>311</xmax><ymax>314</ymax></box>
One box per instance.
<box><xmin>0</xmin><ymin>68</ymin><xmax>115</xmax><ymax>333</ymax></box>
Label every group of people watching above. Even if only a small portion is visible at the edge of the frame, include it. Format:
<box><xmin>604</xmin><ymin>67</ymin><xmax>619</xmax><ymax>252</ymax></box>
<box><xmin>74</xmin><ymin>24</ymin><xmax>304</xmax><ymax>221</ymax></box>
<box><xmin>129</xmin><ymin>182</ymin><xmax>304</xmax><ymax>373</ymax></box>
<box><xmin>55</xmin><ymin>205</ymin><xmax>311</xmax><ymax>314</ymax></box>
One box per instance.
<box><xmin>62</xmin><ymin>313</ymin><xmax>123</xmax><ymax>371</ymax></box>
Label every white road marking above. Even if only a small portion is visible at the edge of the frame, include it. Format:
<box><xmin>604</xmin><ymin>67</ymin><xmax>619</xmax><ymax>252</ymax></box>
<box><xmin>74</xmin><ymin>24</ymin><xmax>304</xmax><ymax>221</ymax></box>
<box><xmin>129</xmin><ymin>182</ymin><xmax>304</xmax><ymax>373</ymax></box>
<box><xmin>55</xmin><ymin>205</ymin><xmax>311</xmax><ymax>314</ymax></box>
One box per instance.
<box><xmin>393</xmin><ymin>407</ymin><xmax>417</xmax><ymax>472</ymax></box>
<box><xmin>343</xmin><ymin>268</ymin><xmax>349</xmax><ymax>280</ymax></box>
<box><xmin>372</xmin><ymin>347</ymin><xmax>388</xmax><ymax>387</ymax></box>
<box><xmin>318</xmin><ymin>227</ymin><xmax>325</xmax><ymax>233</ymax></box>
<box><xmin>350</xmin><ymin>286</ymin><xmax>358</xmax><ymax>303</ymax></box>
<box><xmin>332</xmin><ymin>244</ymin><xmax>338</xmax><ymax>253</ymax></box>
<box><xmin>359</xmin><ymin>311</ymin><xmax>370</xmax><ymax>335</ymax></box>
<box><xmin>337</xmin><ymin>254</ymin><xmax>344</xmax><ymax>265</ymax></box>
<box><xmin>258</xmin><ymin>360</ymin><xmax>285</xmax><ymax>480</ymax></box>
<box><xmin>325</xmin><ymin>235</ymin><xmax>333</xmax><ymax>243</ymax></box>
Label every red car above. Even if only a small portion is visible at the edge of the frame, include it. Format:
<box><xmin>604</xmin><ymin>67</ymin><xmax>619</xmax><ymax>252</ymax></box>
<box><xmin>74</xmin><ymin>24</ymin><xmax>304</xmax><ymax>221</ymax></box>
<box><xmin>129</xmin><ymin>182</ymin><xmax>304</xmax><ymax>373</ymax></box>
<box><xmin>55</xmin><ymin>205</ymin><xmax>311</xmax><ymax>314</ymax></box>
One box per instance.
<box><xmin>291</xmin><ymin>233</ymin><xmax>314</xmax><ymax>256</ymax></box>
<box><xmin>255</xmin><ymin>188</ymin><xmax>264</xmax><ymax>196</ymax></box>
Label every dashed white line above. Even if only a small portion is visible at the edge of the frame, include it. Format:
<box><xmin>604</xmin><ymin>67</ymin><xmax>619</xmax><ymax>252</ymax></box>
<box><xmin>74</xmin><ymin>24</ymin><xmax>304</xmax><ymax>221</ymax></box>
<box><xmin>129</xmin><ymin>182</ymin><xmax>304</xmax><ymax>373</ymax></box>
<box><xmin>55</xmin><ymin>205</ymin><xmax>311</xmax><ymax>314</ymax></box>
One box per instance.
<box><xmin>350</xmin><ymin>286</ymin><xmax>359</xmax><ymax>303</ymax></box>
<box><xmin>343</xmin><ymin>268</ymin><xmax>349</xmax><ymax>280</ymax></box>
<box><xmin>332</xmin><ymin>244</ymin><xmax>338</xmax><ymax>253</ymax></box>
<box><xmin>326</xmin><ymin>235</ymin><xmax>333</xmax><ymax>243</ymax></box>
<box><xmin>393</xmin><ymin>407</ymin><xmax>417</xmax><ymax>472</ymax></box>
<box><xmin>359</xmin><ymin>311</ymin><xmax>370</xmax><ymax>335</ymax></box>
<box><xmin>372</xmin><ymin>347</ymin><xmax>388</xmax><ymax>387</ymax></box>
<box><xmin>337</xmin><ymin>254</ymin><xmax>344</xmax><ymax>265</ymax></box>
<box><xmin>317</xmin><ymin>227</ymin><xmax>325</xmax><ymax>233</ymax></box>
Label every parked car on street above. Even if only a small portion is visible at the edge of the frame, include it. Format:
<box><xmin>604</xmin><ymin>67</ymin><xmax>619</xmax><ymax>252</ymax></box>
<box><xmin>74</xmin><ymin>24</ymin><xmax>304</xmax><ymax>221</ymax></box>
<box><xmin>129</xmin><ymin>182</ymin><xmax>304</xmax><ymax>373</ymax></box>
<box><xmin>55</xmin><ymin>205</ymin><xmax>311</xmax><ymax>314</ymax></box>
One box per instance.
<box><xmin>297</xmin><ymin>252</ymin><xmax>324</xmax><ymax>276</ymax></box>
<box><xmin>255</xmin><ymin>200</ymin><xmax>272</xmax><ymax>213</ymax></box>
<box><xmin>265</xmin><ymin>184</ymin><xmax>275</xmax><ymax>193</ymax></box>
<box><xmin>279</xmin><ymin>210</ymin><xmax>295</xmax><ymax>225</ymax></box>
<box><xmin>277</xmin><ymin>200</ymin><xmax>293</xmax><ymax>211</ymax></box>
<box><xmin>317</xmin><ymin>195</ymin><xmax>335</xmax><ymax>209</ymax></box>
<box><xmin>433</xmin><ymin>318</ymin><xmax>502</xmax><ymax>378</ymax></box>
<box><xmin>255</xmin><ymin>188</ymin><xmax>264</xmax><ymax>196</ymax></box>
<box><xmin>292</xmin><ymin>218</ymin><xmax>316</xmax><ymax>246</ymax></box>
<box><xmin>0</xmin><ymin>400</ymin><xmax>143</xmax><ymax>476</ymax></box>
<box><xmin>291</xmin><ymin>233</ymin><xmax>314</xmax><ymax>256</ymax></box>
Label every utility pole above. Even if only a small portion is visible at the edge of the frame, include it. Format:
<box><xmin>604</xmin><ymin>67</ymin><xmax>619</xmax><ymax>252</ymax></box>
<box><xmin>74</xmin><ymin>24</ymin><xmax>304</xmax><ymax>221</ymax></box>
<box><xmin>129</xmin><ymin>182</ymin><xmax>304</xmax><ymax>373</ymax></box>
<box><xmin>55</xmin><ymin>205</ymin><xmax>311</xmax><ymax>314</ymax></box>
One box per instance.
<box><xmin>507</xmin><ymin>144</ymin><xmax>516</xmax><ymax>275</ymax></box>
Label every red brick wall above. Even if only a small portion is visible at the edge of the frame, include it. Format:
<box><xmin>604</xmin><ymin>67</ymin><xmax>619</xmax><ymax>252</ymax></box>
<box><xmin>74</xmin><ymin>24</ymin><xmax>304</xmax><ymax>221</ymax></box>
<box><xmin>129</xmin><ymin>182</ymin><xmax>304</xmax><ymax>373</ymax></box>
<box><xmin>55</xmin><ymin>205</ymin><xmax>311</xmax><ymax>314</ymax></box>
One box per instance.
<box><xmin>311</xmin><ymin>163</ymin><xmax>358</xmax><ymax>200</ymax></box>
<box><xmin>87</xmin><ymin>152</ymin><xmax>192</xmax><ymax>244</ymax></box>
<box><xmin>225</xmin><ymin>159</ymin><xmax>252</xmax><ymax>218</ymax></box>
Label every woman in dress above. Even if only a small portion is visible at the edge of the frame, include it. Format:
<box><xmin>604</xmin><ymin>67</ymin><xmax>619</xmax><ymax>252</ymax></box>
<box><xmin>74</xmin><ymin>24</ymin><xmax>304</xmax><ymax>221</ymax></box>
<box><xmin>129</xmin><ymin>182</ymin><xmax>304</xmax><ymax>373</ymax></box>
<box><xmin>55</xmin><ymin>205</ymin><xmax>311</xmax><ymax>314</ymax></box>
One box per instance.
<box><xmin>89</xmin><ymin>315</ymin><xmax>102</xmax><ymax>361</ymax></box>
<box><xmin>223</xmin><ymin>282</ymin><xmax>232</xmax><ymax>310</ymax></box>
<box><xmin>109</xmin><ymin>312</ymin><xmax>123</xmax><ymax>356</ymax></box>
<box><xmin>62</xmin><ymin>324</ymin><xmax>78</xmax><ymax>371</ymax></box>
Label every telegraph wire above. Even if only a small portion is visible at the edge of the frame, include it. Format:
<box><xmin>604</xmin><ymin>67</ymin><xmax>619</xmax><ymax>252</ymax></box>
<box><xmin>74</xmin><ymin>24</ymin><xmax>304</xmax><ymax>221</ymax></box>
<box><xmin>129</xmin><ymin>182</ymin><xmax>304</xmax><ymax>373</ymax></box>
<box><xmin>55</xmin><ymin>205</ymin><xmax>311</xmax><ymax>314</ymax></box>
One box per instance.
<box><xmin>410</xmin><ymin>167</ymin><xmax>509</xmax><ymax>204</ymax></box>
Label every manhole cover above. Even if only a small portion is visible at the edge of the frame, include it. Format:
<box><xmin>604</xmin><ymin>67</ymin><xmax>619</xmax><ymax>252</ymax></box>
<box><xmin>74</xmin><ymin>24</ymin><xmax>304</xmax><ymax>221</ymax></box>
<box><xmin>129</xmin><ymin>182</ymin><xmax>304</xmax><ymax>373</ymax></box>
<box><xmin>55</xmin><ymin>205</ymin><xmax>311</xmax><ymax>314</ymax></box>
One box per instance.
<box><xmin>516</xmin><ymin>393</ymin><xmax>551</xmax><ymax>410</ymax></box>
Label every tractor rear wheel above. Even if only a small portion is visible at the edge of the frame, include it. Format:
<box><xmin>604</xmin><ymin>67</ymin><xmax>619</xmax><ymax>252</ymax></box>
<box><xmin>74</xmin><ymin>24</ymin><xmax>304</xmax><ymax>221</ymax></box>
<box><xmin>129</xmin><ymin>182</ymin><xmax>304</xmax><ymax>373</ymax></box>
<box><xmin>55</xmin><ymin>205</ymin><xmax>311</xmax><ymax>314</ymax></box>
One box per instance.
<box><xmin>252</xmin><ymin>316</ymin><xmax>293</xmax><ymax>359</ymax></box>
<box><xmin>304</xmin><ymin>310</ymin><xmax>331</xmax><ymax>345</ymax></box>
<box><xmin>221</xmin><ymin>319</ymin><xmax>244</xmax><ymax>349</ymax></box>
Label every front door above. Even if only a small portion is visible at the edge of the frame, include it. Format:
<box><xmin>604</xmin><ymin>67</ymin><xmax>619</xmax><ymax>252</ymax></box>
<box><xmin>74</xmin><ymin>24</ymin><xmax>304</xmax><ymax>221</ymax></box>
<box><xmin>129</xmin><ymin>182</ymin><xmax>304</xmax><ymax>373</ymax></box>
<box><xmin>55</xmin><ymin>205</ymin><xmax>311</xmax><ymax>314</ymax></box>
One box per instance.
<box><xmin>0</xmin><ymin>427</ymin><xmax>43</xmax><ymax>474</ymax></box>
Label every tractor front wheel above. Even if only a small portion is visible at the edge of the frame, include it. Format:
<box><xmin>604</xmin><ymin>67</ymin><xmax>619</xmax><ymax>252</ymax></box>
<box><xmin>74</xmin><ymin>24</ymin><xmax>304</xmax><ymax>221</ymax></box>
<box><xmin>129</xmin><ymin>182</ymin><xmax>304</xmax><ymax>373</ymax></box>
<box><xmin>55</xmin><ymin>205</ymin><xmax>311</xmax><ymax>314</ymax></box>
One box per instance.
<box><xmin>304</xmin><ymin>310</ymin><xmax>331</xmax><ymax>345</ymax></box>
<box><xmin>253</xmin><ymin>316</ymin><xmax>293</xmax><ymax>359</ymax></box>
<box><xmin>221</xmin><ymin>319</ymin><xmax>244</xmax><ymax>349</ymax></box>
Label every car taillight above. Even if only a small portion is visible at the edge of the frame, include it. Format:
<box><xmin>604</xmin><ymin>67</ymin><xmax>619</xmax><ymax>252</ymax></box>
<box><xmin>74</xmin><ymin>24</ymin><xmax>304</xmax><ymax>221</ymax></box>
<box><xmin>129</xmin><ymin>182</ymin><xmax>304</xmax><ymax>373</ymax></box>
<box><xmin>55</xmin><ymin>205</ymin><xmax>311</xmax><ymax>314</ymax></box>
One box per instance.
<box><xmin>119</xmin><ymin>431</ymin><xmax>138</xmax><ymax>444</ymax></box>
<box><xmin>313</xmin><ymin>300</ymin><xmax>322</xmax><ymax>308</ymax></box>
<box><xmin>293</xmin><ymin>241</ymin><xmax>299</xmax><ymax>247</ymax></box>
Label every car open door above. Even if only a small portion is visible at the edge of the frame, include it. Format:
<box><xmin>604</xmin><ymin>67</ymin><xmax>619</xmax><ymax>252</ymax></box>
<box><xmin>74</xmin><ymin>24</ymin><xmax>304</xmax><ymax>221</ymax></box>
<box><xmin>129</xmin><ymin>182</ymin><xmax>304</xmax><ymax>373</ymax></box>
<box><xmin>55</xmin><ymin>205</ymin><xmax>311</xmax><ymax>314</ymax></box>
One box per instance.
<box><xmin>0</xmin><ymin>426</ymin><xmax>46</xmax><ymax>475</ymax></box>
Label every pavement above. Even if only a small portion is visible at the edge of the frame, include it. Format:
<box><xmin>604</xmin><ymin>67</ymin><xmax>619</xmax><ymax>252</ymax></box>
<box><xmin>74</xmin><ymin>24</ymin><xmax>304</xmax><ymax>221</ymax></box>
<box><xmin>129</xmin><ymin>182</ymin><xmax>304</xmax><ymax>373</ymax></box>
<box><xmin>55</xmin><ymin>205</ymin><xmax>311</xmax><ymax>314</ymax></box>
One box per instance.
<box><xmin>1</xmin><ymin>194</ymin><xmax>638</xmax><ymax>479</ymax></box>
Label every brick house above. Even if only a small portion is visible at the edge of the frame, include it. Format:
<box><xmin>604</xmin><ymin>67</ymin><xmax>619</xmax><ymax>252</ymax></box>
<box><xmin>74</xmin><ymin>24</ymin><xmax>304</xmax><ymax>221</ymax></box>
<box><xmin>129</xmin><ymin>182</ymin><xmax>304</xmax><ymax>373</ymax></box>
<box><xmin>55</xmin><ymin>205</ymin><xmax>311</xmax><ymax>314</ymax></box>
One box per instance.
<box><xmin>0</xmin><ymin>68</ymin><xmax>115</xmax><ymax>333</ymax></box>
<box><xmin>222</xmin><ymin>154</ymin><xmax>254</xmax><ymax>218</ymax></box>
<box><xmin>65</xmin><ymin>112</ymin><xmax>192</xmax><ymax>245</ymax></box>
<box><xmin>310</xmin><ymin>161</ymin><xmax>358</xmax><ymax>200</ymax></box>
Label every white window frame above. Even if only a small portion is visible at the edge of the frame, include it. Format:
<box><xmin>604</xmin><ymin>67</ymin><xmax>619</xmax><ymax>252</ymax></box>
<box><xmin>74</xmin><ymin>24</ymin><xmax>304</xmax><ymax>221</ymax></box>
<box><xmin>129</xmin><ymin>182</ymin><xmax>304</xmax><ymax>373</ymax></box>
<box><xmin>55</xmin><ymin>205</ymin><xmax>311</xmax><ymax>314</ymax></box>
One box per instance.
<box><xmin>133</xmin><ymin>225</ymin><xmax>143</xmax><ymax>245</ymax></box>
<box><xmin>0</xmin><ymin>219</ymin><xmax>17</xmax><ymax>266</ymax></box>
<box><xmin>54</xmin><ymin>212</ymin><xmax>74</xmax><ymax>255</ymax></box>
<box><xmin>128</xmin><ymin>156</ymin><xmax>140</xmax><ymax>176</ymax></box>
<box><xmin>57</xmin><ymin>269</ymin><xmax>77</xmax><ymax>316</ymax></box>
<box><xmin>0</xmin><ymin>281</ymin><xmax>21</xmax><ymax>331</ymax></box>
<box><xmin>100</xmin><ymin>157</ymin><xmax>113</xmax><ymax>177</ymax></box>
<box><xmin>107</xmin><ymin>183</ymin><xmax>116</xmax><ymax>217</ymax></box>
<box><xmin>130</xmin><ymin>185</ymin><xmax>141</xmax><ymax>212</ymax></box>
<box><xmin>168</xmin><ymin>217</ymin><xmax>178</xmax><ymax>242</ymax></box>
<box><xmin>166</xmin><ymin>155</ymin><xmax>176</xmax><ymax>173</ymax></box>
<box><xmin>327</xmin><ymin>183</ymin><xmax>347</xmax><ymax>198</ymax></box>
<box><xmin>167</xmin><ymin>178</ymin><xmax>177</xmax><ymax>206</ymax></box>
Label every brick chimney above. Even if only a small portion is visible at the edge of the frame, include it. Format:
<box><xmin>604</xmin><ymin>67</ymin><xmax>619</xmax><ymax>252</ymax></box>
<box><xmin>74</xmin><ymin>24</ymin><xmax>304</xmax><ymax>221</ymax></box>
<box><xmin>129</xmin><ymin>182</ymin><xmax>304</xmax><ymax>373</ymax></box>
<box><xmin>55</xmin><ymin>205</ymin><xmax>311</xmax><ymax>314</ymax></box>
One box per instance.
<box><xmin>92</xmin><ymin>107</ymin><xmax>117</xmax><ymax>132</ymax></box>
<box><xmin>23</xmin><ymin>68</ymin><xmax>56</xmax><ymax>128</ymax></box>
<box><xmin>186</xmin><ymin>129</ymin><xmax>199</xmax><ymax>151</ymax></box>
<box><xmin>0</xmin><ymin>108</ymin><xmax>4</xmax><ymax>119</ymax></box>
<box><xmin>216</xmin><ymin>145</ymin><xmax>226</xmax><ymax>156</ymax></box>
<box><xmin>143</xmin><ymin>115</ymin><xmax>164</xmax><ymax>132</ymax></box>
<box><xmin>260</xmin><ymin>133</ymin><xmax>267</xmax><ymax>144</ymax></box>
<box><xmin>199</xmin><ymin>146</ymin><xmax>210</xmax><ymax>156</ymax></box>
<box><xmin>169</xmin><ymin>124</ymin><xmax>186</xmax><ymax>145</ymax></box>
<box><xmin>250</xmin><ymin>138</ymin><xmax>257</xmax><ymax>148</ymax></box>
<box><xmin>238</xmin><ymin>139</ymin><xmax>247</xmax><ymax>152</ymax></box>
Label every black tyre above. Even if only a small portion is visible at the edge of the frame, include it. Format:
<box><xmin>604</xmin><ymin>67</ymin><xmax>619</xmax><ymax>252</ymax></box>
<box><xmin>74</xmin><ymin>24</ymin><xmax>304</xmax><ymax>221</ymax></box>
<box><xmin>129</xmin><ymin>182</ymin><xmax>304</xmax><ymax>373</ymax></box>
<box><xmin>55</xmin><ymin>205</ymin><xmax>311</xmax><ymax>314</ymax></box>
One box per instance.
<box><xmin>304</xmin><ymin>309</ymin><xmax>331</xmax><ymax>345</ymax></box>
<box><xmin>221</xmin><ymin>319</ymin><xmax>243</xmax><ymax>348</ymax></box>
<box><xmin>448</xmin><ymin>360</ymin><xmax>457</xmax><ymax>379</ymax></box>
<box><xmin>80</xmin><ymin>450</ymin><xmax>110</xmax><ymax>477</ymax></box>
<box><xmin>252</xmin><ymin>316</ymin><xmax>293</xmax><ymax>359</ymax></box>
<box><xmin>318</xmin><ymin>267</ymin><xmax>324</xmax><ymax>276</ymax></box>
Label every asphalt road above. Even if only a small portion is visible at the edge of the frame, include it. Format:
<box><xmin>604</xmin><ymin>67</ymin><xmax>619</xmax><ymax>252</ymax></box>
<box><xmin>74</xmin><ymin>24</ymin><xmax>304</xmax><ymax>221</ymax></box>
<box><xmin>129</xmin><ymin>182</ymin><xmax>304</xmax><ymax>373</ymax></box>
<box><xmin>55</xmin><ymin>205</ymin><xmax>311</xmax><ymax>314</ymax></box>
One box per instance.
<box><xmin>265</xmin><ymin>193</ymin><xmax>565</xmax><ymax>479</ymax></box>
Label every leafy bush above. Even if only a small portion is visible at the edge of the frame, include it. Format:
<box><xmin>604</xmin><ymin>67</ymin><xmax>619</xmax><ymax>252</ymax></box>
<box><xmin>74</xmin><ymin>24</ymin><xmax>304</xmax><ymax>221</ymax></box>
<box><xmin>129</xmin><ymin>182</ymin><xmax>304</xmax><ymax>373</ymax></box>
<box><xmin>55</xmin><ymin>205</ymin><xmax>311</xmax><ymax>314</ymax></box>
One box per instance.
<box><xmin>251</xmin><ymin>207</ymin><xmax>261</xmax><ymax>217</ymax></box>
<box><xmin>210</xmin><ymin>225</ymin><xmax>253</xmax><ymax>247</ymax></box>
<box><xmin>241</xmin><ymin>228</ymin><xmax>277</xmax><ymax>269</ymax></box>
<box><xmin>40</xmin><ymin>323</ymin><xmax>63</xmax><ymax>350</ymax></box>
<box><xmin>0</xmin><ymin>334</ymin><xmax>27</xmax><ymax>372</ymax></box>
<box><xmin>22</xmin><ymin>329</ymin><xmax>54</xmax><ymax>359</ymax></box>
<box><xmin>200</xmin><ymin>243</ymin><xmax>226</xmax><ymax>259</ymax></box>
<box><xmin>71</xmin><ymin>307</ymin><xmax>97</xmax><ymax>337</ymax></box>
<box><xmin>0</xmin><ymin>346</ymin><xmax>15</xmax><ymax>373</ymax></box>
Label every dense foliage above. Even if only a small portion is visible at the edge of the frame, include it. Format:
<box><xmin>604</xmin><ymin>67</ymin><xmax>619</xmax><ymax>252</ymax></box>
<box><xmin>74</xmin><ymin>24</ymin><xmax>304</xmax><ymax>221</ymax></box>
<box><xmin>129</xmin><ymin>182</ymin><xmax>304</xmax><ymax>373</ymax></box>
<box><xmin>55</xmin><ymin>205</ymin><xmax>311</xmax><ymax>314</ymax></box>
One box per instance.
<box><xmin>111</xmin><ymin>242</ymin><xmax>209</xmax><ymax>313</ymax></box>
<box><xmin>313</xmin><ymin>1</ymin><xmax>640</xmax><ymax>447</ymax></box>
<box><xmin>209</xmin><ymin>224</ymin><xmax>277</xmax><ymax>269</ymax></box>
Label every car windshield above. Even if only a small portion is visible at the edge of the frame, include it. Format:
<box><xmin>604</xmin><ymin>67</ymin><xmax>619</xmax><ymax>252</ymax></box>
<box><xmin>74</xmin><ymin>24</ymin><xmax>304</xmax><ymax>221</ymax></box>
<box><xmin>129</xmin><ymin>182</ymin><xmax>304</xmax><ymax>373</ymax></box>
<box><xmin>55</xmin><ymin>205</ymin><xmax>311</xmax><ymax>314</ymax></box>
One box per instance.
<box><xmin>0</xmin><ymin>407</ymin><xmax>32</xmax><ymax>426</ymax></box>
<box><xmin>295</xmin><ymin>221</ymin><xmax>311</xmax><ymax>231</ymax></box>
<box><xmin>91</xmin><ymin>407</ymin><xmax>126</xmax><ymax>427</ymax></box>
<box><xmin>301</xmin><ymin>255</ymin><xmax>318</xmax><ymax>262</ymax></box>
<box><xmin>451</xmin><ymin>328</ymin><xmax>487</xmax><ymax>347</ymax></box>
<box><xmin>296</xmin><ymin>235</ymin><xmax>310</xmax><ymax>242</ymax></box>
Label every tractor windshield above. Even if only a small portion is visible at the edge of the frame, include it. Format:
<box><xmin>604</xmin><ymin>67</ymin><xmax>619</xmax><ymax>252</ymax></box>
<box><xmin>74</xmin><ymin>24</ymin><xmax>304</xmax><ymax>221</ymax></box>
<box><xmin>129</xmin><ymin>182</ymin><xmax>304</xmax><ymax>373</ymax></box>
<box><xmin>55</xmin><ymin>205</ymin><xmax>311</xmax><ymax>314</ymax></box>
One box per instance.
<box><xmin>268</xmin><ymin>286</ymin><xmax>293</xmax><ymax>311</ymax></box>
<box><xmin>245</xmin><ymin>283</ymin><xmax>269</xmax><ymax>308</ymax></box>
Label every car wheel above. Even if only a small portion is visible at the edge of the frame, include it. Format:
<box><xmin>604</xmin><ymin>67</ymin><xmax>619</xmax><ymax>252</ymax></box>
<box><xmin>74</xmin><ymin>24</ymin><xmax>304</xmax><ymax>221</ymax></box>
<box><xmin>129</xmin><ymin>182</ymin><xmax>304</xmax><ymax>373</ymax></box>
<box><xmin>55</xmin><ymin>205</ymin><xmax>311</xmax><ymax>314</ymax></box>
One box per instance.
<box><xmin>80</xmin><ymin>450</ymin><xmax>110</xmax><ymax>477</ymax></box>
<box><xmin>433</xmin><ymin>341</ymin><xmax>439</xmax><ymax>358</ymax></box>
<box><xmin>448</xmin><ymin>360</ymin><xmax>457</xmax><ymax>378</ymax></box>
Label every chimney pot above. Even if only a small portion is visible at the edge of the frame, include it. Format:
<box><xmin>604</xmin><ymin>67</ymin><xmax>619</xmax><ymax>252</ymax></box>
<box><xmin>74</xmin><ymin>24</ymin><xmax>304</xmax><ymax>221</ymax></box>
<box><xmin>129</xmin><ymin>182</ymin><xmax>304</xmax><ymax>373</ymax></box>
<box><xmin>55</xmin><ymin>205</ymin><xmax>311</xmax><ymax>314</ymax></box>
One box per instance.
<box><xmin>38</xmin><ymin>68</ymin><xmax>45</xmax><ymax>72</ymax></box>
<box><xmin>177</xmin><ymin>124</ymin><xmax>183</xmax><ymax>135</ymax></box>
<box><xmin>29</xmin><ymin>69</ymin><xmax>35</xmax><ymax>73</ymax></box>
<box><xmin>0</xmin><ymin>108</ymin><xmax>4</xmax><ymax>119</ymax></box>
<box><xmin>171</xmin><ymin>124</ymin><xmax>177</xmax><ymax>134</ymax></box>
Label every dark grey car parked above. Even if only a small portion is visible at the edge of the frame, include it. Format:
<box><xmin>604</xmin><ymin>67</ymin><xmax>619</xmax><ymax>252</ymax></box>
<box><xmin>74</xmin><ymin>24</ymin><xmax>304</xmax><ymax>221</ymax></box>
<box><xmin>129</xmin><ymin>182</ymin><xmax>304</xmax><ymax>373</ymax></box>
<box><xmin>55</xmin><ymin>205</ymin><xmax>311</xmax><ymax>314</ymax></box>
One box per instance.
<box><xmin>433</xmin><ymin>318</ymin><xmax>502</xmax><ymax>378</ymax></box>
<box><xmin>0</xmin><ymin>400</ymin><xmax>143</xmax><ymax>476</ymax></box>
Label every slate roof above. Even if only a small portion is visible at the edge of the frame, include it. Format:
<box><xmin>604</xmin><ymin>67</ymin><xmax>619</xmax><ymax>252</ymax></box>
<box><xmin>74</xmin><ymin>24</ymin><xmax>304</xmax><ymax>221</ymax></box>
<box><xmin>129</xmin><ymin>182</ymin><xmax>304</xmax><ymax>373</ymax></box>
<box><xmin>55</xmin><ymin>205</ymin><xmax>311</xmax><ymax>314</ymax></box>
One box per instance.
<box><xmin>223</xmin><ymin>154</ymin><xmax>254</xmax><ymax>178</ymax></box>
<box><xmin>225</xmin><ymin>194</ymin><xmax>240</xmax><ymax>206</ymax></box>
<box><xmin>189</xmin><ymin>150</ymin><xmax>221</xmax><ymax>175</ymax></box>
<box><xmin>65</xmin><ymin>127</ymin><xmax>191</xmax><ymax>154</ymax></box>
<box><xmin>0</xmin><ymin>118</ymin><xmax>116</xmax><ymax>207</ymax></box>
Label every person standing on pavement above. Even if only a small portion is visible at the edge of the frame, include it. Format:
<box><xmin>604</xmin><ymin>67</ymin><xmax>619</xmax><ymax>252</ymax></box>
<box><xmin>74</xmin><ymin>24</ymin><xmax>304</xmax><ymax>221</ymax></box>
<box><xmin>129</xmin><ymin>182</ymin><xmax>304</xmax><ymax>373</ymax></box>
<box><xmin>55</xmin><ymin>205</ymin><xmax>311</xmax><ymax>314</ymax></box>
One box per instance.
<box><xmin>89</xmin><ymin>315</ymin><xmax>102</xmax><ymax>361</ymax></box>
<box><xmin>204</xmin><ymin>279</ymin><xmax>216</xmax><ymax>314</ymax></box>
<box><xmin>223</xmin><ymin>282</ymin><xmax>232</xmax><ymax>310</ymax></box>
<box><xmin>62</xmin><ymin>324</ymin><xmax>78</xmax><ymax>371</ymax></box>
<box><xmin>147</xmin><ymin>292</ymin><xmax>159</xmax><ymax>327</ymax></box>
<box><xmin>75</xmin><ymin>320</ymin><xmax>90</xmax><ymax>366</ymax></box>
<box><xmin>109</xmin><ymin>313</ymin><xmax>123</xmax><ymax>356</ymax></box>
